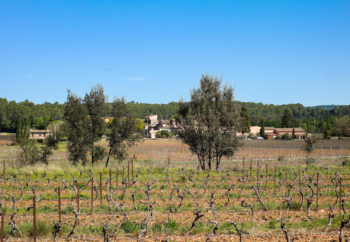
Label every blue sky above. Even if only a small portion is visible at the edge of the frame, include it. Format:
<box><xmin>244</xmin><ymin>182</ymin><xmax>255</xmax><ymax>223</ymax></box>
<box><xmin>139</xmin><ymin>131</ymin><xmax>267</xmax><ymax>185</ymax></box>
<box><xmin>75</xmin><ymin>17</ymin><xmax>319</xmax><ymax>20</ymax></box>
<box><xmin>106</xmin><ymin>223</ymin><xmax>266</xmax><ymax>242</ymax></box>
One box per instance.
<box><xmin>0</xmin><ymin>0</ymin><xmax>349</xmax><ymax>106</ymax></box>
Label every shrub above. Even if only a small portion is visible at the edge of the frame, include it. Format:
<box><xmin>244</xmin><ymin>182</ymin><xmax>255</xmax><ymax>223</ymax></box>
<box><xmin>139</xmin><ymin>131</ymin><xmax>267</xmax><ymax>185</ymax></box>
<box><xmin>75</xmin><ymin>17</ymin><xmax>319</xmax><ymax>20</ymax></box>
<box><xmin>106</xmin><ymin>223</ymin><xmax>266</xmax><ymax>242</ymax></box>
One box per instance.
<box><xmin>343</xmin><ymin>159</ymin><xmax>350</xmax><ymax>167</ymax></box>
<box><xmin>19</xmin><ymin>140</ymin><xmax>41</xmax><ymax>164</ymax></box>
<box><xmin>306</xmin><ymin>157</ymin><xmax>316</xmax><ymax>165</ymax></box>
<box><xmin>268</xmin><ymin>218</ymin><xmax>277</xmax><ymax>229</ymax></box>
<box><xmin>120</xmin><ymin>220</ymin><xmax>140</xmax><ymax>233</ymax></box>
<box><xmin>20</xmin><ymin>220</ymin><xmax>52</xmax><ymax>237</ymax></box>
<box><xmin>282</xmin><ymin>133</ymin><xmax>291</xmax><ymax>140</ymax></box>
<box><xmin>156</xmin><ymin>130</ymin><xmax>173</xmax><ymax>138</ymax></box>
<box><xmin>278</xmin><ymin>155</ymin><xmax>285</xmax><ymax>161</ymax></box>
<box><xmin>289</xmin><ymin>201</ymin><xmax>302</xmax><ymax>210</ymax></box>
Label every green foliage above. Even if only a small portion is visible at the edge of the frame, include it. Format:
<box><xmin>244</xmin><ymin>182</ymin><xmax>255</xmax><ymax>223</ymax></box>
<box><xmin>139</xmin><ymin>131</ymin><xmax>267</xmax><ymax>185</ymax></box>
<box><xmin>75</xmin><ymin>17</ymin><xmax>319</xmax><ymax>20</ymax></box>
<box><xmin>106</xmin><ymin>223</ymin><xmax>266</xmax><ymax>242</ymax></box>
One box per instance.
<box><xmin>156</xmin><ymin>130</ymin><xmax>173</xmax><ymax>138</ymax></box>
<box><xmin>64</xmin><ymin>85</ymin><xmax>107</xmax><ymax>165</ymax></box>
<box><xmin>64</xmin><ymin>91</ymin><xmax>90</xmax><ymax>165</ymax></box>
<box><xmin>240</xmin><ymin>106</ymin><xmax>251</xmax><ymax>134</ymax></box>
<box><xmin>136</xmin><ymin>118</ymin><xmax>145</xmax><ymax>131</ymax></box>
<box><xmin>292</xmin><ymin>127</ymin><xmax>296</xmax><ymax>139</ymax></box>
<box><xmin>281</xmin><ymin>108</ymin><xmax>293</xmax><ymax>128</ymax></box>
<box><xmin>91</xmin><ymin>145</ymin><xmax>106</xmax><ymax>164</ymax></box>
<box><xmin>304</xmin><ymin>136</ymin><xmax>317</xmax><ymax>163</ymax></box>
<box><xmin>120</xmin><ymin>220</ymin><xmax>140</xmax><ymax>233</ymax></box>
<box><xmin>268</xmin><ymin>218</ymin><xmax>277</xmax><ymax>229</ymax></box>
<box><xmin>20</xmin><ymin>220</ymin><xmax>52</xmax><ymax>237</ymax></box>
<box><xmin>306</xmin><ymin>157</ymin><xmax>316</xmax><ymax>164</ymax></box>
<box><xmin>259</xmin><ymin>120</ymin><xmax>265</xmax><ymax>138</ymax></box>
<box><xmin>20</xmin><ymin>140</ymin><xmax>41</xmax><ymax>164</ymax></box>
<box><xmin>16</xmin><ymin>116</ymin><xmax>30</xmax><ymax>144</ymax></box>
<box><xmin>106</xmin><ymin>98</ymin><xmax>141</xmax><ymax>167</ymax></box>
<box><xmin>342</xmin><ymin>158</ymin><xmax>350</xmax><ymax>167</ymax></box>
<box><xmin>332</xmin><ymin>116</ymin><xmax>350</xmax><ymax>137</ymax></box>
<box><xmin>282</xmin><ymin>133</ymin><xmax>291</xmax><ymax>140</ymax></box>
<box><xmin>84</xmin><ymin>85</ymin><xmax>106</xmax><ymax>164</ymax></box>
<box><xmin>178</xmin><ymin>74</ymin><xmax>241</xmax><ymax>170</ymax></box>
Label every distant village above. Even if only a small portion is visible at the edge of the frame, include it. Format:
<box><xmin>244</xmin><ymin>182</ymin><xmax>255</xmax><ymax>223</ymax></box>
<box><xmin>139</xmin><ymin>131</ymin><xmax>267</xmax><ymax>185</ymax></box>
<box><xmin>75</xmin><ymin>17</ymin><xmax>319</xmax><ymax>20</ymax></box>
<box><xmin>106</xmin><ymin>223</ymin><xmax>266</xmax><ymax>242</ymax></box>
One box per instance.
<box><xmin>143</xmin><ymin>115</ymin><xmax>307</xmax><ymax>140</ymax></box>
<box><xmin>28</xmin><ymin>114</ymin><xmax>307</xmax><ymax>141</ymax></box>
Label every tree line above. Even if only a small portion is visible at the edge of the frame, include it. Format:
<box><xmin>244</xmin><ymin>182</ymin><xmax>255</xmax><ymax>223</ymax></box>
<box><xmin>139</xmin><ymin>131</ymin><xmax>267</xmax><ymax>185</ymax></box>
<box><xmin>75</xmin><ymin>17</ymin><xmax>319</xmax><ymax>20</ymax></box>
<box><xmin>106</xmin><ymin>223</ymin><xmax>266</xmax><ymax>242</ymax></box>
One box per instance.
<box><xmin>1</xmin><ymin>92</ymin><xmax>350</xmax><ymax>136</ymax></box>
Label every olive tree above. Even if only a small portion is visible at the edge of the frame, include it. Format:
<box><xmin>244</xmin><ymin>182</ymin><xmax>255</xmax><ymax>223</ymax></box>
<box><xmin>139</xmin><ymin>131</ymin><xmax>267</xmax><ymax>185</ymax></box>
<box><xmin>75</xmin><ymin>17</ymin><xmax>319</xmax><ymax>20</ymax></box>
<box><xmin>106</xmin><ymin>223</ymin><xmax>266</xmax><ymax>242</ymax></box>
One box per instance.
<box><xmin>105</xmin><ymin>98</ymin><xmax>141</xmax><ymax>167</ymax></box>
<box><xmin>177</xmin><ymin>74</ymin><xmax>241</xmax><ymax>170</ymax></box>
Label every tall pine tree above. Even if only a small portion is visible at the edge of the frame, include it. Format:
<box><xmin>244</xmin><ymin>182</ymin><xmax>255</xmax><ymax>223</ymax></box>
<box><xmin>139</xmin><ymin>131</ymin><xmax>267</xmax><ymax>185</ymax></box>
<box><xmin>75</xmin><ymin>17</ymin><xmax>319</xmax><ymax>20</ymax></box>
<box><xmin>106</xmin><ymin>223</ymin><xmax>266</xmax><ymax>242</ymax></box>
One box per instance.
<box><xmin>240</xmin><ymin>106</ymin><xmax>251</xmax><ymax>134</ymax></box>
<box><xmin>259</xmin><ymin>120</ymin><xmax>265</xmax><ymax>139</ymax></box>
<box><xmin>281</xmin><ymin>109</ymin><xmax>293</xmax><ymax>128</ymax></box>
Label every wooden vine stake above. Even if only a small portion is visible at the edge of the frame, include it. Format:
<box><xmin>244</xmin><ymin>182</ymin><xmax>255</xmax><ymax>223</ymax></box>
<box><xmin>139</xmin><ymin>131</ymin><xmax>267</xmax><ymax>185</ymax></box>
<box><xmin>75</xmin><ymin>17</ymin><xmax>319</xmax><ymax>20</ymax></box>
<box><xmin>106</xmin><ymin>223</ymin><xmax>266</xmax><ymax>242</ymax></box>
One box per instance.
<box><xmin>100</xmin><ymin>173</ymin><xmax>103</xmax><ymax>205</ymax></box>
<box><xmin>274</xmin><ymin>166</ymin><xmax>276</xmax><ymax>195</ymax></box>
<box><xmin>265</xmin><ymin>164</ymin><xmax>268</xmax><ymax>190</ymax></box>
<box><xmin>58</xmin><ymin>186</ymin><xmax>61</xmax><ymax>225</ymax></box>
<box><xmin>339</xmin><ymin>177</ymin><xmax>342</xmax><ymax>215</ymax></box>
<box><xmin>127</xmin><ymin>159</ymin><xmax>130</xmax><ymax>184</ymax></box>
<box><xmin>33</xmin><ymin>195</ymin><xmax>37</xmax><ymax>242</ymax></box>
<box><xmin>116</xmin><ymin>168</ymin><xmax>118</xmax><ymax>188</ymax></box>
<box><xmin>122</xmin><ymin>166</ymin><xmax>125</xmax><ymax>181</ymax></box>
<box><xmin>2</xmin><ymin>160</ymin><xmax>4</xmax><ymax>184</ymax></box>
<box><xmin>109</xmin><ymin>169</ymin><xmax>112</xmax><ymax>191</ymax></box>
<box><xmin>91</xmin><ymin>176</ymin><xmax>94</xmax><ymax>215</ymax></box>
<box><xmin>132</xmin><ymin>156</ymin><xmax>134</xmax><ymax>182</ymax></box>
<box><xmin>298</xmin><ymin>169</ymin><xmax>301</xmax><ymax>188</ymax></box>
<box><xmin>243</xmin><ymin>157</ymin><xmax>245</xmax><ymax>170</ymax></box>
<box><xmin>1</xmin><ymin>211</ymin><xmax>4</xmax><ymax>242</ymax></box>
<box><xmin>316</xmin><ymin>172</ymin><xmax>319</xmax><ymax>210</ymax></box>
<box><xmin>77</xmin><ymin>181</ymin><xmax>80</xmax><ymax>225</ymax></box>
<box><xmin>250</xmin><ymin>160</ymin><xmax>253</xmax><ymax>179</ymax></box>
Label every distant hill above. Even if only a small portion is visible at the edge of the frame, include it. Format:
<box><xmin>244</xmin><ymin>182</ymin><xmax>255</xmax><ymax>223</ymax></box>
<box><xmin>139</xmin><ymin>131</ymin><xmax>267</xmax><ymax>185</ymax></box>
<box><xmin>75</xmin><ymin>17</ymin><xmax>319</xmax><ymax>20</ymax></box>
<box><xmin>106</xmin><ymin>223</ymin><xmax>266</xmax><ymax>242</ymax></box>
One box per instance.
<box><xmin>1</xmin><ymin>96</ymin><xmax>349</xmax><ymax>133</ymax></box>
<box><xmin>310</xmin><ymin>105</ymin><xmax>339</xmax><ymax>111</ymax></box>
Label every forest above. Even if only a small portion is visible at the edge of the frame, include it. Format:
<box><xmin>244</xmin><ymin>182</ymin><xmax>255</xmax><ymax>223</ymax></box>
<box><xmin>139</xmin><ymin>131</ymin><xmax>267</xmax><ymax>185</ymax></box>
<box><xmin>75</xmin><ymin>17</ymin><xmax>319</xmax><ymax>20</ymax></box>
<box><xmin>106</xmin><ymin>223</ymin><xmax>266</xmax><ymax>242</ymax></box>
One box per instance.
<box><xmin>0</xmin><ymin>97</ymin><xmax>350</xmax><ymax>136</ymax></box>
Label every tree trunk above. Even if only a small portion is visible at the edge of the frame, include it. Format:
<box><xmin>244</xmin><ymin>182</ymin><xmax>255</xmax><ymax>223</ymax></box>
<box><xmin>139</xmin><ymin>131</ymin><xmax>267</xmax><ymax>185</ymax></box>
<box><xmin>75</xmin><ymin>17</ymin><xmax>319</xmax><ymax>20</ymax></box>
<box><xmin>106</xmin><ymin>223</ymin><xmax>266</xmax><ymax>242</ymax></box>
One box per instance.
<box><xmin>91</xmin><ymin>151</ymin><xmax>95</xmax><ymax>165</ymax></box>
<box><xmin>215</xmin><ymin>155</ymin><xmax>222</xmax><ymax>171</ymax></box>
<box><xmin>208</xmin><ymin>150</ymin><xmax>212</xmax><ymax>170</ymax></box>
<box><xmin>201</xmin><ymin>156</ymin><xmax>206</xmax><ymax>170</ymax></box>
<box><xmin>105</xmin><ymin>148</ymin><xmax>112</xmax><ymax>168</ymax></box>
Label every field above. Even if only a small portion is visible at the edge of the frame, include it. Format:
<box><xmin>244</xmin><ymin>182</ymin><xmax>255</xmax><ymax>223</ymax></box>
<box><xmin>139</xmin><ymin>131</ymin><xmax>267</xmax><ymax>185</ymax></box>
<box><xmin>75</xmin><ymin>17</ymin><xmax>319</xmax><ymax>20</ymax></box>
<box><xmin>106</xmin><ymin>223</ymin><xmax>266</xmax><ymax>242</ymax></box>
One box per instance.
<box><xmin>0</xmin><ymin>139</ymin><xmax>350</xmax><ymax>241</ymax></box>
<box><xmin>0</xmin><ymin>133</ymin><xmax>15</xmax><ymax>145</ymax></box>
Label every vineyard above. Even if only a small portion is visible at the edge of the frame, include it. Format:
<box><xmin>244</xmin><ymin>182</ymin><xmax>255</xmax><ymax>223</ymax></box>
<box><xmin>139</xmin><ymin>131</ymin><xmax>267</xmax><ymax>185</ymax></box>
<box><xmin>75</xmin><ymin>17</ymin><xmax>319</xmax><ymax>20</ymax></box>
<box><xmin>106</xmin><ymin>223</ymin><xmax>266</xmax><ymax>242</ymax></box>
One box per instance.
<box><xmin>0</xmin><ymin>141</ymin><xmax>350</xmax><ymax>241</ymax></box>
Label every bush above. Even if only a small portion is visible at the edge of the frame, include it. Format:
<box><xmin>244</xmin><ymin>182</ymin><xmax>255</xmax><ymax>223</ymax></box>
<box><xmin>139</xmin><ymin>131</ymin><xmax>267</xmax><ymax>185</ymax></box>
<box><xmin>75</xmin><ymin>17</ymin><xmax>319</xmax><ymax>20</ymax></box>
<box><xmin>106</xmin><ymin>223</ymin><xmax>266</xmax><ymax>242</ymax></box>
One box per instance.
<box><xmin>20</xmin><ymin>140</ymin><xmax>41</xmax><ymax>164</ymax></box>
<box><xmin>342</xmin><ymin>158</ymin><xmax>350</xmax><ymax>167</ymax></box>
<box><xmin>20</xmin><ymin>220</ymin><xmax>52</xmax><ymax>237</ymax></box>
<box><xmin>268</xmin><ymin>218</ymin><xmax>277</xmax><ymax>229</ymax></box>
<box><xmin>120</xmin><ymin>220</ymin><xmax>140</xmax><ymax>233</ymax></box>
<box><xmin>282</xmin><ymin>133</ymin><xmax>291</xmax><ymax>140</ymax></box>
<box><xmin>306</xmin><ymin>157</ymin><xmax>316</xmax><ymax>165</ymax></box>
<box><xmin>278</xmin><ymin>155</ymin><xmax>285</xmax><ymax>161</ymax></box>
<box><xmin>156</xmin><ymin>130</ymin><xmax>173</xmax><ymax>138</ymax></box>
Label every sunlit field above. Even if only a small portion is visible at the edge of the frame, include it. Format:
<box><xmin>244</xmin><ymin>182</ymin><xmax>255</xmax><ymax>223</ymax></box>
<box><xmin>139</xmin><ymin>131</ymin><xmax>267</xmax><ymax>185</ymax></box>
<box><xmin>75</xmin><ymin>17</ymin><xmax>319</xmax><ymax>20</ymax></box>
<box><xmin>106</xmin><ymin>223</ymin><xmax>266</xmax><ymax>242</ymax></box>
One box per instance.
<box><xmin>0</xmin><ymin>139</ymin><xmax>349</xmax><ymax>241</ymax></box>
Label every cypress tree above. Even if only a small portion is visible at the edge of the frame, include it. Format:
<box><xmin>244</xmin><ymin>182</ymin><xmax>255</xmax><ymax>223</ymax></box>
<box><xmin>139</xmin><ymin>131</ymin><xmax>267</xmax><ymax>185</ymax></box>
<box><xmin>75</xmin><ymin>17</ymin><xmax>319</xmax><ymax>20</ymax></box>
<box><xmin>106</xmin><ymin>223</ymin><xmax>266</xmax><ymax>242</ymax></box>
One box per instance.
<box><xmin>259</xmin><ymin>120</ymin><xmax>265</xmax><ymax>139</ymax></box>
<box><xmin>281</xmin><ymin>109</ymin><xmax>293</xmax><ymax>128</ymax></box>
<box><xmin>240</xmin><ymin>107</ymin><xmax>251</xmax><ymax>134</ymax></box>
<box><xmin>16</xmin><ymin>116</ymin><xmax>29</xmax><ymax>144</ymax></box>
<box><xmin>292</xmin><ymin>127</ymin><xmax>296</xmax><ymax>139</ymax></box>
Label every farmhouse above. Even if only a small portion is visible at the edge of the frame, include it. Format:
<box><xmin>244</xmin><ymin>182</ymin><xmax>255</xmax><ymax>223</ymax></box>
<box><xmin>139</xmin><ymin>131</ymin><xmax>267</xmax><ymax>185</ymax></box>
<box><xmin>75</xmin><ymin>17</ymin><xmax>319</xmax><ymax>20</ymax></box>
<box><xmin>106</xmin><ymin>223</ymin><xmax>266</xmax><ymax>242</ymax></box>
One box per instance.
<box><xmin>241</xmin><ymin>126</ymin><xmax>307</xmax><ymax>139</ymax></box>
<box><xmin>156</xmin><ymin>119</ymin><xmax>171</xmax><ymax>129</ymax></box>
<box><xmin>262</xmin><ymin>127</ymin><xmax>277</xmax><ymax>139</ymax></box>
<box><xmin>274</xmin><ymin>128</ymin><xmax>306</xmax><ymax>139</ymax></box>
<box><xmin>249</xmin><ymin>126</ymin><xmax>261</xmax><ymax>136</ymax></box>
<box><xmin>29</xmin><ymin>129</ymin><xmax>51</xmax><ymax>140</ymax></box>
<box><xmin>145</xmin><ymin>115</ymin><xmax>158</xmax><ymax>126</ymax></box>
<box><xmin>143</xmin><ymin>115</ymin><xmax>180</xmax><ymax>138</ymax></box>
